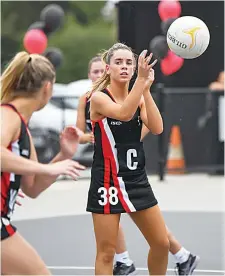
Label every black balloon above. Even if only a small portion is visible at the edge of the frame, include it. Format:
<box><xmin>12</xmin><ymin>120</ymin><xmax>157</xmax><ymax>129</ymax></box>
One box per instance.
<box><xmin>44</xmin><ymin>48</ymin><xmax>63</xmax><ymax>69</ymax></box>
<box><xmin>28</xmin><ymin>21</ymin><xmax>51</xmax><ymax>36</ymax></box>
<box><xmin>40</xmin><ymin>4</ymin><xmax>64</xmax><ymax>33</ymax></box>
<box><xmin>161</xmin><ymin>17</ymin><xmax>177</xmax><ymax>35</ymax></box>
<box><xmin>149</xmin><ymin>36</ymin><xmax>168</xmax><ymax>60</ymax></box>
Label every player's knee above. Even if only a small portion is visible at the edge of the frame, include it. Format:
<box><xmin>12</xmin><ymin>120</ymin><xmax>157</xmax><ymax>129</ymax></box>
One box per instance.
<box><xmin>152</xmin><ymin>237</ymin><xmax>170</xmax><ymax>255</ymax></box>
<box><xmin>166</xmin><ymin>229</ymin><xmax>173</xmax><ymax>241</ymax></box>
<box><xmin>97</xmin><ymin>242</ymin><xmax>116</xmax><ymax>264</ymax></box>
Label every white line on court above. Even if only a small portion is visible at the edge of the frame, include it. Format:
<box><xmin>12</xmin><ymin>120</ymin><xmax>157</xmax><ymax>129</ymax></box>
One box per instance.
<box><xmin>47</xmin><ymin>266</ymin><xmax>225</xmax><ymax>274</ymax></box>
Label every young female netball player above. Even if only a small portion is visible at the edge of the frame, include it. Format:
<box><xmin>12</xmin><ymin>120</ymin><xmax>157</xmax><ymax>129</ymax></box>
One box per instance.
<box><xmin>86</xmin><ymin>43</ymin><xmax>169</xmax><ymax>275</ymax></box>
<box><xmin>1</xmin><ymin>51</ymin><xmax>85</xmax><ymax>275</ymax></box>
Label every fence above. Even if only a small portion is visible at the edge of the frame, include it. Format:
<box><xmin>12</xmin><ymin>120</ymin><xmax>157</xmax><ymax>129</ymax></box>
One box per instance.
<box><xmin>144</xmin><ymin>86</ymin><xmax>224</xmax><ymax>180</ymax></box>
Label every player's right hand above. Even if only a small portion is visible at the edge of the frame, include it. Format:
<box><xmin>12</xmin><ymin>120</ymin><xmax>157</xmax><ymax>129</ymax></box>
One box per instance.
<box><xmin>45</xmin><ymin>159</ymin><xmax>86</xmax><ymax>180</ymax></box>
<box><xmin>85</xmin><ymin>132</ymin><xmax>95</xmax><ymax>144</ymax></box>
<box><xmin>137</xmin><ymin>50</ymin><xmax>157</xmax><ymax>80</ymax></box>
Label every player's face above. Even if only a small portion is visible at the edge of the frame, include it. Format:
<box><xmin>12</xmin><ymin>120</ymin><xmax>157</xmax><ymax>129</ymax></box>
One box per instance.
<box><xmin>108</xmin><ymin>49</ymin><xmax>134</xmax><ymax>83</ymax></box>
<box><xmin>88</xmin><ymin>61</ymin><xmax>105</xmax><ymax>83</ymax></box>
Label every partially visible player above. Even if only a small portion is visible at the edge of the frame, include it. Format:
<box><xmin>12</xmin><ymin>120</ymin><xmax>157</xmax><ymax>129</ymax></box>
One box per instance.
<box><xmin>76</xmin><ymin>56</ymin><xmax>136</xmax><ymax>275</ymax></box>
<box><xmin>141</xmin><ymin>125</ymin><xmax>200</xmax><ymax>275</ymax></box>
<box><xmin>87</xmin><ymin>43</ymin><xmax>169</xmax><ymax>275</ymax></box>
<box><xmin>1</xmin><ymin>51</ymin><xmax>85</xmax><ymax>275</ymax></box>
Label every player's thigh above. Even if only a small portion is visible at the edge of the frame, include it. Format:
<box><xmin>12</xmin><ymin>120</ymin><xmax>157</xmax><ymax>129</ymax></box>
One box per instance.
<box><xmin>92</xmin><ymin>213</ymin><xmax>120</xmax><ymax>252</ymax></box>
<box><xmin>129</xmin><ymin>205</ymin><xmax>169</xmax><ymax>248</ymax></box>
<box><xmin>1</xmin><ymin>231</ymin><xmax>50</xmax><ymax>275</ymax></box>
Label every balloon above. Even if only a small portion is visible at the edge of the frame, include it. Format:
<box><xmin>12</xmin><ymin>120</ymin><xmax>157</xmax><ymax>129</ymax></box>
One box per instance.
<box><xmin>43</xmin><ymin>48</ymin><xmax>63</xmax><ymax>69</ymax></box>
<box><xmin>160</xmin><ymin>17</ymin><xmax>177</xmax><ymax>35</ymax></box>
<box><xmin>23</xmin><ymin>29</ymin><xmax>47</xmax><ymax>54</ymax></box>
<box><xmin>158</xmin><ymin>0</ymin><xmax>181</xmax><ymax>22</ymax></box>
<box><xmin>28</xmin><ymin>21</ymin><xmax>51</xmax><ymax>36</ymax></box>
<box><xmin>161</xmin><ymin>50</ymin><xmax>184</xmax><ymax>75</ymax></box>
<box><xmin>40</xmin><ymin>4</ymin><xmax>64</xmax><ymax>33</ymax></box>
<box><xmin>149</xmin><ymin>35</ymin><xmax>169</xmax><ymax>60</ymax></box>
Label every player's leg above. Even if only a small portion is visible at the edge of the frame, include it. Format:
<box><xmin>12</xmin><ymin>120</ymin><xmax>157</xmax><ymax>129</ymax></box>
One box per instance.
<box><xmin>167</xmin><ymin>227</ymin><xmax>200</xmax><ymax>275</ymax></box>
<box><xmin>129</xmin><ymin>205</ymin><xmax>169</xmax><ymax>275</ymax></box>
<box><xmin>1</xmin><ymin>231</ymin><xmax>50</xmax><ymax>275</ymax></box>
<box><xmin>113</xmin><ymin>224</ymin><xmax>136</xmax><ymax>275</ymax></box>
<box><xmin>92</xmin><ymin>213</ymin><xmax>120</xmax><ymax>275</ymax></box>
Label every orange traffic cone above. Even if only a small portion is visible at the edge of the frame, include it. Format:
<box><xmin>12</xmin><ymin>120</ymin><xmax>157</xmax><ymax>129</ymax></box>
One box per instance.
<box><xmin>167</xmin><ymin>125</ymin><xmax>185</xmax><ymax>174</ymax></box>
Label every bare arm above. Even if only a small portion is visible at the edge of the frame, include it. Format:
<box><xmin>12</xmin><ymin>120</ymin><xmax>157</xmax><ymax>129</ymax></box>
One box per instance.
<box><xmin>21</xmin><ymin>133</ymin><xmax>76</xmax><ymax>198</ymax></box>
<box><xmin>140</xmin><ymin>90</ymin><xmax>163</xmax><ymax>135</ymax></box>
<box><xmin>141</xmin><ymin>124</ymin><xmax>150</xmax><ymax>141</ymax></box>
<box><xmin>1</xmin><ymin>108</ymin><xmax>47</xmax><ymax>175</ymax></box>
<box><xmin>91</xmin><ymin>77</ymin><xmax>146</xmax><ymax>122</ymax></box>
<box><xmin>76</xmin><ymin>94</ymin><xmax>87</xmax><ymax>132</ymax></box>
<box><xmin>91</xmin><ymin>50</ymin><xmax>157</xmax><ymax>122</ymax></box>
<box><xmin>76</xmin><ymin>94</ymin><xmax>94</xmax><ymax>144</ymax></box>
<box><xmin>1</xmin><ymin>107</ymin><xmax>84</xmax><ymax>198</ymax></box>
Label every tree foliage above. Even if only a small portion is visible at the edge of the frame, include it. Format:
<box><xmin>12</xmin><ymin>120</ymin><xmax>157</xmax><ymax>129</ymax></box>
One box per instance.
<box><xmin>1</xmin><ymin>1</ymin><xmax>117</xmax><ymax>83</ymax></box>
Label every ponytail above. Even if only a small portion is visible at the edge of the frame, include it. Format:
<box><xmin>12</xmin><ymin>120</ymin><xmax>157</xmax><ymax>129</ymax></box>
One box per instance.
<box><xmin>1</xmin><ymin>52</ymin><xmax>30</xmax><ymax>104</ymax></box>
<box><xmin>1</xmin><ymin>51</ymin><xmax>55</xmax><ymax>104</ymax></box>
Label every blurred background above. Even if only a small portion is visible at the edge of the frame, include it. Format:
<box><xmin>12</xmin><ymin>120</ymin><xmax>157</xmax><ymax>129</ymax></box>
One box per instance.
<box><xmin>1</xmin><ymin>0</ymin><xmax>224</xmax><ymax>177</ymax></box>
<box><xmin>2</xmin><ymin>1</ymin><xmax>224</xmax><ymax>274</ymax></box>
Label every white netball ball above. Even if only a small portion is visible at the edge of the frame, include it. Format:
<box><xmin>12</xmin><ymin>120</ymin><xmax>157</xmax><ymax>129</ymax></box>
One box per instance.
<box><xmin>166</xmin><ymin>16</ymin><xmax>210</xmax><ymax>59</ymax></box>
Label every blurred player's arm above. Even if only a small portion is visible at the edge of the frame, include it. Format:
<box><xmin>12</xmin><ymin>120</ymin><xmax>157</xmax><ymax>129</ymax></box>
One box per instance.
<box><xmin>140</xmin><ymin>93</ymin><xmax>163</xmax><ymax>135</ymax></box>
<box><xmin>141</xmin><ymin>125</ymin><xmax>150</xmax><ymax>141</ymax></box>
<box><xmin>1</xmin><ymin>107</ymin><xmax>48</xmax><ymax>175</ymax></box>
<box><xmin>21</xmin><ymin>130</ymin><xmax>84</xmax><ymax>198</ymax></box>
<box><xmin>76</xmin><ymin>94</ymin><xmax>94</xmax><ymax>144</ymax></box>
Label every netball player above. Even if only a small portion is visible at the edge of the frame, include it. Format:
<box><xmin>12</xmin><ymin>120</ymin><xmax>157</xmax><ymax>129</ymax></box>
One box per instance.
<box><xmin>1</xmin><ymin>51</ymin><xmax>85</xmax><ymax>275</ymax></box>
<box><xmin>141</xmin><ymin>125</ymin><xmax>200</xmax><ymax>274</ymax></box>
<box><xmin>76</xmin><ymin>56</ymin><xmax>136</xmax><ymax>275</ymax></box>
<box><xmin>79</xmin><ymin>51</ymin><xmax>199</xmax><ymax>275</ymax></box>
<box><xmin>86</xmin><ymin>43</ymin><xmax>169</xmax><ymax>275</ymax></box>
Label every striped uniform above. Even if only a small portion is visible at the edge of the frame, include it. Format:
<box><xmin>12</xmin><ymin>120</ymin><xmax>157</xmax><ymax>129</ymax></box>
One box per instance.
<box><xmin>1</xmin><ymin>104</ymin><xmax>31</xmax><ymax>240</ymax></box>
<box><xmin>86</xmin><ymin>89</ymin><xmax>158</xmax><ymax>214</ymax></box>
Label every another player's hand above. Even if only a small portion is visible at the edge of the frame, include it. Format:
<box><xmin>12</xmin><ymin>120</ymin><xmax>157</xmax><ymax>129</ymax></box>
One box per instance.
<box><xmin>85</xmin><ymin>132</ymin><xmax>95</xmax><ymax>144</ymax></box>
<box><xmin>45</xmin><ymin>159</ymin><xmax>86</xmax><ymax>180</ymax></box>
<box><xmin>137</xmin><ymin>50</ymin><xmax>157</xmax><ymax>81</ymax></box>
<box><xmin>15</xmin><ymin>190</ymin><xmax>25</xmax><ymax>206</ymax></box>
<box><xmin>60</xmin><ymin>126</ymin><xmax>83</xmax><ymax>159</ymax></box>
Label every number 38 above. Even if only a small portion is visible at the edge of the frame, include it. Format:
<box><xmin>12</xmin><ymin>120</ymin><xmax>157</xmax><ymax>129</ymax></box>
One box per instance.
<box><xmin>98</xmin><ymin>187</ymin><xmax>118</xmax><ymax>206</ymax></box>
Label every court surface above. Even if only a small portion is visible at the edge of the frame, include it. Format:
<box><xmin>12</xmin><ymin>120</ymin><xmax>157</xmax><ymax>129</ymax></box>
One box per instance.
<box><xmin>13</xmin><ymin>173</ymin><xmax>225</xmax><ymax>275</ymax></box>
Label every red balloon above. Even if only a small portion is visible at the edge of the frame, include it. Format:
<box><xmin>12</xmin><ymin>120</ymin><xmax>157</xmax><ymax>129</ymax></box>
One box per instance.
<box><xmin>23</xmin><ymin>29</ymin><xmax>47</xmax><ymax>54</ymax></box>
<box><xmin>158</xmin><ymin>0</ymin><xmax>181</xmax><ymax>22</ymax></box>
<box><xmin>161</xmin><ymin>50</ymin><xmax>184</xmax><ymax>76</ymax></box>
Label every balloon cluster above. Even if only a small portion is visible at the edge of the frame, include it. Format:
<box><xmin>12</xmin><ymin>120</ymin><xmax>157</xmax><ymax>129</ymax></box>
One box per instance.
<box><xmin>23</xmin><ymin>4</ymin><xmax>64</xmax><ymax>69</ymax></box>
<box><xmin>149</xmin><ymin>0</ymin><xmax>184</xmax><ymax>76</ymax></box>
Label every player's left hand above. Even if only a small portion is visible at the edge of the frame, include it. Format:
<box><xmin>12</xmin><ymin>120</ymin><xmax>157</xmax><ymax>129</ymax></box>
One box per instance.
<box><xmin>59</xmin><ymin>126</ymin><xmax>83</xmax><ymax>159</ymax></box>
<box><xmin>144</xmin><ymin>68</ymin><xmax>156</xmax><ymax>91</ymax></box>
<box><xmin>15</xmin><ymin>190</ymin><xmax>25</xmax><ymax>206</ymax></box>
<box><xmin>143</xmin><ymin>53</ymin><xmax>157</xmax><ymax>91</ymax></box>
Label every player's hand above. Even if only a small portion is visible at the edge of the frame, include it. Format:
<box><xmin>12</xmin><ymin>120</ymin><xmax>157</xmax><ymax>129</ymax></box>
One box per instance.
<box><xmin>84</xmin><ymin>132</ymin><xmax>95</xmax><ymax>144</ymax></box>
<box><xmin>15</xmin><ymin>190</ymin><xmax>25</xmax><ymax>206</ymax></box>
<box><xmin>137</xmin><ymin>50</ymin><xmax>157</xmax><ymax>80</ymax></box>
<box><xmin>144</xmin><ymin>68</ymin><xmax>155</xmax><ymax>90</ymax></box>
<box><xmin>45</xmin><ymin>159</ymin><xmax>86</xmax><ymax>180</ymax></box>
<box><xmin>60</xmin><ymin>126</ymin><xmax>83</xmax><ymax>159</ymax></box>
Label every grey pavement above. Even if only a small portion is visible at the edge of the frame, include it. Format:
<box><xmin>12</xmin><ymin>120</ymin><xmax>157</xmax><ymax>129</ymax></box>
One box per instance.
<box><xmin>12</xmin><ymin>174</ymin><xmax>225</xmax><ymax>275</ymax></box>
<box><xmin>14</xmin><ymin>211</ymin><xmax>224</xmax><ymax>275</ymax></box>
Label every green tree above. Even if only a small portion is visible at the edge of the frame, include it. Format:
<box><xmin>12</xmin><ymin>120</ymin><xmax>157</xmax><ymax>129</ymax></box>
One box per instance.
<box><xmin>48</xmin><ymin>15</ymin><xmax>117</xmax><ymax>82</ymax></box>
<box><xmin>1</xmin><ymin>1</ymin><xmax>117</xmax><ymax>82</ymax></box>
